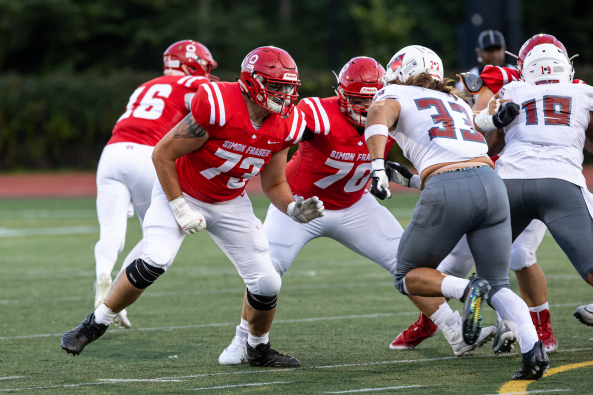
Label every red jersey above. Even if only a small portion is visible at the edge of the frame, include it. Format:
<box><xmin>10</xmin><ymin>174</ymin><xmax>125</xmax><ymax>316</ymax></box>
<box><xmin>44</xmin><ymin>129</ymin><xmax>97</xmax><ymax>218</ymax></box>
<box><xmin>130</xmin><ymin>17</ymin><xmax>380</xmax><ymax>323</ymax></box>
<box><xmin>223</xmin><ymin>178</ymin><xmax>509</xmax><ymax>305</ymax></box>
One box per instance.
<box><xmin>481</xmin><ymin>65</ymin><xmax>586</xmax><ymax>94</ymax></box>
<box><xmin>108</xmin><ymin>75</ymin><xmax>209</xmax><ymax>147</ymax></box>
<box><xmin>177</xmin><ymin>82</ymin><xmax>306</xmax><ymax>203</ymax></box>
<box><xmin>287</xmin><ymin>96</ymin><xmax>395</xmax><ymax>210</ymax></box>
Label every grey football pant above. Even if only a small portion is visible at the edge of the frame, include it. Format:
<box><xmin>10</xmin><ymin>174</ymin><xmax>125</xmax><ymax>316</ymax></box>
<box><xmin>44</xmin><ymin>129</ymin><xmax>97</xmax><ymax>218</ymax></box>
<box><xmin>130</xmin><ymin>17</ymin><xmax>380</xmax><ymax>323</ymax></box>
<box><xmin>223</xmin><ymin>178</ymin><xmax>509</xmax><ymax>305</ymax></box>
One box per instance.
<box><xmin>395</xmin><ymin>166</ymin><xmax>512</xmax><ymax>300</ymax></box>
<box><xmin>504</xmin><ymin>178</ymin><xmax>593</xmax><ymax>281</ymax></box>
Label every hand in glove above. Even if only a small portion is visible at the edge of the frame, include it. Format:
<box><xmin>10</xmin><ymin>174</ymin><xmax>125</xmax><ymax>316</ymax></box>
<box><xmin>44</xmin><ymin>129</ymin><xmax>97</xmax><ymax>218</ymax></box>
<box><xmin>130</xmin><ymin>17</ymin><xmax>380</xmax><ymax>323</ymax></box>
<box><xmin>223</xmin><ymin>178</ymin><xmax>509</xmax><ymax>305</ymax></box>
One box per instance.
<box><xmin>287</xmin><ymin>196</ymin><xmax>325</xmax><ymax>224</ymax></box>
<box><xmin>492</xmin><ymin>101</ymin><xmax>520</xmax><ymax>129</ymax></box>
<box><xmin>169</xmin><ymin>196</ymin><xmax>206</xmax><ymax>235</ymax></box>
<box><xmin>370</xmin><ymin>169</ymin><xmax>391</xmax><ymax>200</ymax></box>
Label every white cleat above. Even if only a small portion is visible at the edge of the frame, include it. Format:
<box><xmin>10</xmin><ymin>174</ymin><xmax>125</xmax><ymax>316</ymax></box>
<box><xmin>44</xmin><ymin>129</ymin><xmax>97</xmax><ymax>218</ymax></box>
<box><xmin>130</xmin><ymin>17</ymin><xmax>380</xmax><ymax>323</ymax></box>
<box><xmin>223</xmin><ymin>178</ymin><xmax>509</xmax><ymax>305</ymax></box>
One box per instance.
<box><xmin>94</xmin><ymin>274</ymin><xmax>112</xmax><ymax>309</ymax></box>
<box><xmin>219</xmin><ymin>326</ymin><xmax>248</xmax><ymax>365</ymax></box>
<box><xmin>113</xmin><ymin>308</ymin><xmax>132</xmax><ymax>329</ymax></box>
<box><xmin>441</xmin><ymin>311</ymin><xmax>496</xmax><ymax>356</ymax></box>
<box><xmin>574</xmin><ymin>303</ymin><xmax>593</xmax><ymax>327</ymax></box>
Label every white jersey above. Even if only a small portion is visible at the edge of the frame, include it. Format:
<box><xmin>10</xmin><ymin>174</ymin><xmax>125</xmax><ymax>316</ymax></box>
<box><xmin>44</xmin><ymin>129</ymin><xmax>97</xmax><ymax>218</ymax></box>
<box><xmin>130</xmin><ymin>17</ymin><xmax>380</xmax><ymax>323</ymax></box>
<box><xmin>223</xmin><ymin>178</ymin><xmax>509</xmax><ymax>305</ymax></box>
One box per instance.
<box><xmin>374</xmin><ymin>84</ymin><xmax>488</xmax><ymax>174</ymax></box>
<box><xmin>497</xmin><ymin>81</ymin><xmax>593</xmax><ymax>187</ymax></box>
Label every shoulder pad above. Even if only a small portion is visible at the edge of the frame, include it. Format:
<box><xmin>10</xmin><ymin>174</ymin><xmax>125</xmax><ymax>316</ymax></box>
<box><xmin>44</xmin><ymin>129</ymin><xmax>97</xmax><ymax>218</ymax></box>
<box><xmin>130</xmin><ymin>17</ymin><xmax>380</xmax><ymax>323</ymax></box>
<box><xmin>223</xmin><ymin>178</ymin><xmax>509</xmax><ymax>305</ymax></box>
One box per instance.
<box><xmin>456</xmin><ymin>72</ymin><xmax>485</xmax><ymax>95</ymax></box>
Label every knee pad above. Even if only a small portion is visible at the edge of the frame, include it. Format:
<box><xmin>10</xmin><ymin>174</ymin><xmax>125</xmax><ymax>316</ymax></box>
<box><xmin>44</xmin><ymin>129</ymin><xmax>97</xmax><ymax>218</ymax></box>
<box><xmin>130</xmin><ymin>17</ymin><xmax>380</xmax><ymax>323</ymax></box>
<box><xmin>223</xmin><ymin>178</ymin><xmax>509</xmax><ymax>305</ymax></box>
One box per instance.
<box><xmin>246</xmin><ymin>290</ymin><xmax>278</xmax><ymax>311</ymax></box>
<box><xmin>510</xmin><ymin>247</ymin><xmax>535</xmax><ymax>271</ymax></box>
<box><xmin>255</xmin><ymin>271</ymin><xmax>282</xmax><ymax>296</ymax></box>
<box><xmin>126</xmin><ymin>259</ymin><xmax>165</xmax><ymax>289</ymax></box>
<box><xmin>142</xmin><ymin>242</ymin><xmax>172</xmax><ymax>269</ymax></box>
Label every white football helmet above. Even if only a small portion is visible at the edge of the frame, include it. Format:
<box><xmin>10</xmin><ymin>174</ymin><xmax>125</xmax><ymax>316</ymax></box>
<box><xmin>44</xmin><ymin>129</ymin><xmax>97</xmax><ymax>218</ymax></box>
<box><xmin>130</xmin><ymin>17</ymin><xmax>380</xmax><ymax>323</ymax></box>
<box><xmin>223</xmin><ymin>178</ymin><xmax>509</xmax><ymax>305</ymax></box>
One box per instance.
<box><xmin>383</xmin><ymin>45</ymin><xmax>444</xmax><ymax>85</ymax></box>
<box><xmin>521</xmin><ymin>44</ymin><xmax>574</xmax><ymax>85</ymax></box>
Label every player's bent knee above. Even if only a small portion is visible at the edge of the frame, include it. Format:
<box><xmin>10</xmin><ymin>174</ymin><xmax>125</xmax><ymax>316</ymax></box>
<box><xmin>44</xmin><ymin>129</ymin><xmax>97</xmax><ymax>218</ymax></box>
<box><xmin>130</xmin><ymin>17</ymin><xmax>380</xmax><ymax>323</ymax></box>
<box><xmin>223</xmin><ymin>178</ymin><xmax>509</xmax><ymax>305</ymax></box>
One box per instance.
<box><xmin>510</xmin><ymin>247</ymin><xmax>533</xmax><ymax>271</ymax></box>
<box><xmin>126</xmin><ymin>258</ymin><xmax>165</xmax><ymax>289</ymax></box>
<box><xmin>141</xmin><ymin>242</ymin><xmax>173</xmax><ymax>269</ymax></box>
<box><xmin>256</xmin><ymin>271</ymin><xmax>282</xmax><ymax>296</ymax></box>
<box><xmin>246</xmin><ymin>290</ymin><xmax>278</xmax><ymax>311</ymax></box>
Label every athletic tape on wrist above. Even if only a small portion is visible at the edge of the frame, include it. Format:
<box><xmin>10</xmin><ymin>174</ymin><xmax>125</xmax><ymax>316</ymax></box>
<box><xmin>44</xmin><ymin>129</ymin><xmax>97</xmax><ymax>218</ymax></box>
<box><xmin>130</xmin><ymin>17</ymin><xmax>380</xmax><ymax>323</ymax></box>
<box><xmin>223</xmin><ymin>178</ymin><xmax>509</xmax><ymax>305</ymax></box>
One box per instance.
<box><xmin>126</xmin><ymin>259</ymin><xmax>165</xmax><ymax>289</ymax></box>
<box><xmin>474</xmin><ymin>113</ymin><xmax>497</xmax><ymax>132</ymax></box>
<box><xmin>364</xmin><ymin>124</ymin><xmax>388</xmax><ymax>142</ymax></box>
<box><xmin>410</xmin><ymin>175</ymin><xmax>422</xmax><ymax>190</ymax></box>
<box><xmin>371</xmin><ymin>158</ymin><xmax>385</xmax><ymax>171</ymax></box>
<box><xmin>246</xmin><ymin>290</ymin><xmax>278</xmax><ymax>311</ymax></box>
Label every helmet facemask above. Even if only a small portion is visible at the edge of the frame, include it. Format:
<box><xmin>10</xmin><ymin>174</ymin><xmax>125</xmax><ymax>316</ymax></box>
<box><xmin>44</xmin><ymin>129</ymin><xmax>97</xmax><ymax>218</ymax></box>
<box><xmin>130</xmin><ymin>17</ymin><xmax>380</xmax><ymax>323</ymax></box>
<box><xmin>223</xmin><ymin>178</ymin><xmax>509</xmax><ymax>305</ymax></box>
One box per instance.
<box><xmin>254</xmin><ymin>74</ymin><xmax>300</xmax><ymax>117</ymax></box>
<box><xmin>341</xmin><ymin>91</ymin><xmax>373</xmax><ymax>127</ymax></box>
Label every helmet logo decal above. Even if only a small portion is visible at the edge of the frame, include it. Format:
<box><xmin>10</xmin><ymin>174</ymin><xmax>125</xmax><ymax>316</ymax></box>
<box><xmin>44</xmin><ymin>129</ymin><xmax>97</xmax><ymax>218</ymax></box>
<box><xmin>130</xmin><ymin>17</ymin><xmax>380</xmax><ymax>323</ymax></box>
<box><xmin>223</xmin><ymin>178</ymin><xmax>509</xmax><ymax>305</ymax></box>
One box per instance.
<box><xmin>283</xmin><ymin>73</ymin><xmax>298</xmax><ymax>81</ymax></box>
<box><xmin>390</xmin><ymin>53</ymin><xmax>405</xmax><ymax>71</ymax></box>
<box><xmin>186</xmin><ymin>44</ymin><xmax>198</xmax><ymax>59</ymax></box>
<box><xmin>339</xmin><ymin>63</ymin><xmax>349</xmax><ymax>79</ymax></box>
<box><xmin>249</xmin><ymin>55</ymin><xmax>259</xmax><ymax>64</ymax></box>
<box><xmin>360</xmin><ymin>87</ymin><xmax>378</xmax><ymax>94</ymax></box>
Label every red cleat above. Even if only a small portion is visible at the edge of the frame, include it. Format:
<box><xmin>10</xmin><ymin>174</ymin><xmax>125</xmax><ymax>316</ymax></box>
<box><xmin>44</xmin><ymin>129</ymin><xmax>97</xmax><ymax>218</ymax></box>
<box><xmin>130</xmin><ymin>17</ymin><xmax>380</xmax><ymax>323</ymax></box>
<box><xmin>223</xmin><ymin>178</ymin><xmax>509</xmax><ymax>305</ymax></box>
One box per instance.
<box><xmin>530</xmin><ymin>310</ymin><xmax>558</xmax><ymax>353</ymax></box>
<box><xmin>390</xmin><ymin>312</ymin><xmax>439</xmax><ymax>350</ymax></box>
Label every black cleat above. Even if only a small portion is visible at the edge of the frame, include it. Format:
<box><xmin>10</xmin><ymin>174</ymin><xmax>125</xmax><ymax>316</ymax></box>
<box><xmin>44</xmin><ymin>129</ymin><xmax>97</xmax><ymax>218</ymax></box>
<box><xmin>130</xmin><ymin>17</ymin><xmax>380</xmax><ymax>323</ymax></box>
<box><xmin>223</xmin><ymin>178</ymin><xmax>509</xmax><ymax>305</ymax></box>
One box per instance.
<box><xmin>246</xmin><ymin>342</ymin><xmax>300</xmax><ymax>367</ymax></box>
<box><xmin>61</xmin><ymin>313</ymin><xmax>108</xmax><ymax>356</ymax></box>
<box><xmin>512</xmin><ymin>340</ymin><xmax>549</xmax><ymax>380</ymax></box>
<box><xmin>461</xmin><ymin>274</ymin><xmax>491</xmax><ymax>345</ymax></box>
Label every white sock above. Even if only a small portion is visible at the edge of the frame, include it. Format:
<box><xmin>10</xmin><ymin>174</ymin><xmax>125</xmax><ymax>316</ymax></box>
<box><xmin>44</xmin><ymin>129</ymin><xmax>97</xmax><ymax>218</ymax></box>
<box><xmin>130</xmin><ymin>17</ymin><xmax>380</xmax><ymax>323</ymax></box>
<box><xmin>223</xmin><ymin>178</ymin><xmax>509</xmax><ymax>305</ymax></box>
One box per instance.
<box><xmin>528</xmin><ymin>302</ymin><xmax>549</xmax><ymax>313</ymax></box>
<box><xmin>440</xmin><ymin>276</ymin><xmax>470</xmax><ymax>300</ymax></box>
<box><xmin>490</xmin><ymin>288</ymin><xmax>539</xmax><ymax>354</ymax></box>
<box><xmin>429</xmin><ymin>302</ymin><xmax>455</xmax><ymax>329</ymax></box>
<box><xmin>248</xmin><ymin>332</ymin><xmax>269</xmax><ymax>348</ymax></box>
<box><xmin>239</xmin><ymin>318</ymin><xmax>250</xmax><ymax>332</ymax></box>
<box><xmin>94</xmin><ymin>303</ymin><xmax>116</xmax><ymax>326</ymax></box>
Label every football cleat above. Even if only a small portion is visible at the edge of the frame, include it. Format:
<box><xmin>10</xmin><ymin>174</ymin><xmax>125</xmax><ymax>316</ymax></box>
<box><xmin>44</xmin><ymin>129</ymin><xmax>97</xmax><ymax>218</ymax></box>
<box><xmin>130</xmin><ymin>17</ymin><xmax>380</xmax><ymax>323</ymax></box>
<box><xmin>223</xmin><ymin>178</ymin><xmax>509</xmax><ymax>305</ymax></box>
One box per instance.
<box><xmin>531</xmin><ymin>310</ymin><xmax>557</xmax><ymax>353</ymax></box>
<box><xmin>113</xmin><ymin>308</ymin><xmax>132</xmax><ymax>329</ymax></box>
<box><xmin>441</xmin><ymin>311</ymin><xmax>496</xmax><ymax>356</ymax></box>
<box><xmin>61</xmin><ymin>313</ymin><xmax>108</xmax><ymax>356</ymax></box>
<box><xmin>246</xmin><ymin>342</ymin><xmax>300</xmax><ymax>367</ymax></box>
<box><xmin>389</xmin><ymin>312</ymin><xmax>439</xmax><ymax>350</ymax></box>
<box><xmin>94</xmin><ymin>274</ymin><xmax>112</xmax><ymax>309</ymax></box>
<box><xmin>512</xmin><ymin>340</ymin><xmax>549</xmax><ymax>380</ymax></box>
<box><xmin>461</xmin><ymin>275</ymin><xmax>491</xmax><ymax>345</ymax></box>
<box><xmin>493</xmin><ymin>321</ymin><xmax>517</xmax><ymax>355</ymax></box>
<box><xmin>574</xmin><ymin>304</ymin><xmax>593</xmax><ymax>327</ymax></box>
<box><xmin>219</xmin><ymin>326</ymin><xmax>248</xmax><ymax>365</ymax></box>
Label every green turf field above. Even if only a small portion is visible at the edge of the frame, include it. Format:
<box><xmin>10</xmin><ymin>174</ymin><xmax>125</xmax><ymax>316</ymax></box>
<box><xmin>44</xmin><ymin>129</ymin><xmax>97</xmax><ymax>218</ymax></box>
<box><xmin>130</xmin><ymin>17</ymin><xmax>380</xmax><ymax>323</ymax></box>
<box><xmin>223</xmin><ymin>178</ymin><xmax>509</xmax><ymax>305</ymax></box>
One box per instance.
<box><xmin>0</xmin><ymin>194</ymin><xmax>592</xmax><ymax>394</ymax></box>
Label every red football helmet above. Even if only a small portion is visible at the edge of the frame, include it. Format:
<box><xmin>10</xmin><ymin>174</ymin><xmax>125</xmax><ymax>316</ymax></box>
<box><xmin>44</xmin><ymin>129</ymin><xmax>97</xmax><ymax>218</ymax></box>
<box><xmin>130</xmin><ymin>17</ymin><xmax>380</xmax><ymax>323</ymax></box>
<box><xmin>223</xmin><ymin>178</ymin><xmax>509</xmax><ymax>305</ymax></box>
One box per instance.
<box><xmin>336</xmin><ymin>57</ymin><xmax>385</xmax><ymax>127</ymax></box>
<box><xmin>517</xmin><ymin>34</ymin><xmax>567</xmax><ymax>74</ymax></box>
<box><xmin>163</xmin><ymin>40</ymin><xmax>218</xmax><ymax>81</ymax></box>
<box><xmin>238</xmin><ymin>46</ymin><xmax>300</xmax><ymax>118</ymax></box>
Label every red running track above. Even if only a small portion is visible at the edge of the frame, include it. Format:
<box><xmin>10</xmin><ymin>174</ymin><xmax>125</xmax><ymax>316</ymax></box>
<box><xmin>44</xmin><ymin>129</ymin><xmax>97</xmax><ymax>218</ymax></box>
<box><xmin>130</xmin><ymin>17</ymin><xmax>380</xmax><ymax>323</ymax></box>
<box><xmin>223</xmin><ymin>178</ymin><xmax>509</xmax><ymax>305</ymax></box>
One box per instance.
<box><xmin>2</xmin><ymin>168</ymin><xmax>593</xmax><ymax>198</ymax></box>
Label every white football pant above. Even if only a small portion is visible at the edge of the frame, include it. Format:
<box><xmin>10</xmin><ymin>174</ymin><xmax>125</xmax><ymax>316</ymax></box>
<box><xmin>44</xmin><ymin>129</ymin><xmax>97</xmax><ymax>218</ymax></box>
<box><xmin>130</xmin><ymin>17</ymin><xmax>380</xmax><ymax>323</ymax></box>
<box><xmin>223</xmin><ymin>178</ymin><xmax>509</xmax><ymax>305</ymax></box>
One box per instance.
<box><xmin>437</xmin><ymin>219</ymin><xmax>547</xmax><ymax>276</ymax></box>
<box><xmin>139</xmin><ymin>181</ymin><xmax>281</xmax><ymax>296</ymax></box>
<box><xmin>264</xmin><ymin>191</ymin><xmax>404</xmax><ymax>276</ymax></box>
<box><xmin>95</xmin><ymin>142</ymin><xmax>156</xmax><ymax>278</ymax></box>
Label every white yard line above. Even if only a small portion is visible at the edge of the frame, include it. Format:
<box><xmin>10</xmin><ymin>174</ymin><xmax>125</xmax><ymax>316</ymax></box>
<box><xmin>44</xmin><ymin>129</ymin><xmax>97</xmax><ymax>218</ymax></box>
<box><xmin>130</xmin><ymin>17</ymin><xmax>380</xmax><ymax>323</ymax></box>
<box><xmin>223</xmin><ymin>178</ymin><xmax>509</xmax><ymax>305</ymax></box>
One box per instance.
<box><xmin>325</xmin><ymin>385</ymin><xmax>422</xmax><ymax>393</ymax></box>
<box><xmin>0</xmin><ymin>311</ymin><xmax>416</xmax><ymax>340</ymax></box>
<box><xmin>4</xmin><ymin>349</ymin><xmax>591</xmax><ymax>392</ymax></box>
<box><xmin>187</xmin><ymin>381</ymin><xmax>291</xmax><ymax>391</ymax></box>
<box><xmin>0</xmin><ymin>377</ymin><xmax>24</xmax><ymax>381</ymax></box>
<box><xmin>0</xmin><ymin>226</ymin><xmax>98</xmax><ymax>238</ymax></box>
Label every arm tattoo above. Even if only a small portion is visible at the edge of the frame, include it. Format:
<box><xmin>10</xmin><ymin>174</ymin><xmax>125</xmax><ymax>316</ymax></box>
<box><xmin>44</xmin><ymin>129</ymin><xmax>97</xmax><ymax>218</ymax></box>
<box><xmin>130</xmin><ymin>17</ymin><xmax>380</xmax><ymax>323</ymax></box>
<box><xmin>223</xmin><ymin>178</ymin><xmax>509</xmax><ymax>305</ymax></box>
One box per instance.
<box><xmin>174</xmin><ymin>115</ymin><xmax>208</xmax><ymax>138</ymax></box>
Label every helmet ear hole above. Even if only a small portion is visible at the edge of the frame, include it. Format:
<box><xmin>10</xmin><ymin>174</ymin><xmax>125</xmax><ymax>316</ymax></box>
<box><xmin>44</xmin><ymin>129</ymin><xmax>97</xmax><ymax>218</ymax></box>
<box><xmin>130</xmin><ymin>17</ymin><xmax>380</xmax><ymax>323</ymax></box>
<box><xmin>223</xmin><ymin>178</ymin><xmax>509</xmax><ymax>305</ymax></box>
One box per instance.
<box><xmin>246</xmin><ymin>80</ymin><xmax>254</xmax><ymax>88</ymax></box>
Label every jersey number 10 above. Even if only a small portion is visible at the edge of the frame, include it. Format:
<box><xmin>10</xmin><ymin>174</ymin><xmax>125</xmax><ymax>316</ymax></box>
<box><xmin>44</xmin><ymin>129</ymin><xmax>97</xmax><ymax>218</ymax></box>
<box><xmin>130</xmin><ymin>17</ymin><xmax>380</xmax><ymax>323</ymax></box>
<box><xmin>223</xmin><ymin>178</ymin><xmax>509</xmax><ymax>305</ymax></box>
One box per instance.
<box><xmin>521</xmin><ymin>96</ymin><xmax>571</xmax><ymax>126</ymax></box>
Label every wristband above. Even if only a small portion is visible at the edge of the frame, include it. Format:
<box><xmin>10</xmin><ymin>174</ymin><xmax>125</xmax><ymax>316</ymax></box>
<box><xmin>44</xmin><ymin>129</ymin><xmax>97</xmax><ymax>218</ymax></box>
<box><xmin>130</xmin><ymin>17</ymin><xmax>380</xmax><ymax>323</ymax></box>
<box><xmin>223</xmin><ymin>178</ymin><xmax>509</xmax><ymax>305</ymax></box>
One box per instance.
<box><xmin>371</xmin><ymin>158</ymin><xmax>385</xmax><ymax>171</ymax></box>
<box><xmin>169</xmin><ymin>196</ymin><xmax>186</xmax><ymax>210</ymax></box>
<box><xmin>365</xmin><ymin>124</ymin><xmax>389</xmax><ymax>142</ymax></box>
<box><xmin>474</xmin><ymin>113</ymin><xmax>497</xmax><ymax>132</ymax></box>
<box><xmin>410</xmin><ymin>175</ymin><xmax>422</xmax><ymax>190</ymax></box>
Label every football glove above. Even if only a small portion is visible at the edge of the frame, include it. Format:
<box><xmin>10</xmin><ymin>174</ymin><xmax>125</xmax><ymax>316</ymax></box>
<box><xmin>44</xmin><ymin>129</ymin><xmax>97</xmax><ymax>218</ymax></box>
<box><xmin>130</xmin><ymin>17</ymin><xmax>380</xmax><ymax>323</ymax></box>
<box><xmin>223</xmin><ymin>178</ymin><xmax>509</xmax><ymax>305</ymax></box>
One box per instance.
<box><xmin>287</xmin><ymin>196</ymin><xmax>325</xmax><ymax>224</ymax></box>
<box><xmin>169</xmin><ymin>196</ymin><xmax>206</xmax><ymax>235</ymax></box>
<box><xmin>492</xmin><ymin>101</ymin><xmax>521</xmax><ymax>129</ymax></box>
<box><xmin>370</xmin><ymin>169</ymin><xmax>391</xmax><ymax>200</ymax></box>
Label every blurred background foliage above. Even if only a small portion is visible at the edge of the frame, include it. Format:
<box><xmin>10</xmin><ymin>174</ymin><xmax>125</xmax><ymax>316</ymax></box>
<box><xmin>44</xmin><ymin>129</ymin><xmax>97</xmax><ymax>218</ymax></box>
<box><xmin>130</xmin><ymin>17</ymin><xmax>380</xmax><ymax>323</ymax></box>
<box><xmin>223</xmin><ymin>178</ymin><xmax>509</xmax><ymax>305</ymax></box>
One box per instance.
<box><xmin>1</xmin><ymin>0</ymin><xmax>593</xmax><ymax>169</ymax></box>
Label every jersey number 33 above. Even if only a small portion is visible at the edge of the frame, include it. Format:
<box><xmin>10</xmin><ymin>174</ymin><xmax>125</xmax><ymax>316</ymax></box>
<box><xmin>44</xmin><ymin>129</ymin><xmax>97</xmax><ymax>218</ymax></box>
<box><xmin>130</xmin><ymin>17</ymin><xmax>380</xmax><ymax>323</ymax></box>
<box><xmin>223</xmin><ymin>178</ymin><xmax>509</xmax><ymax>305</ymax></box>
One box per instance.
<box><xmin>415</xmin><ymin>98</ymin><xmax>486</xmax><ymax>143</ymax></box>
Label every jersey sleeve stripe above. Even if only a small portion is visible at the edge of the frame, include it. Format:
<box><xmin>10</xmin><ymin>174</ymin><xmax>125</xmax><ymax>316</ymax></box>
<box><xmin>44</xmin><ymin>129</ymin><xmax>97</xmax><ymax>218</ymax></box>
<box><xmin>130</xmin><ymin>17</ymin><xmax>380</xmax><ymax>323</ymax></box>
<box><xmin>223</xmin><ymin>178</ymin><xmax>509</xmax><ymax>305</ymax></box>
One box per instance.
<box><xmin>202</xmin><ymin>84</ymin><xmax>217</xmax><ymax>125</ymax></box>
<box><xmin>286</xmin><ymin>108</ymin><xmax>299</xmax><ymax>141</ymax></box>
<box><xmin>496</xmin><ymin>66</ymin><xmax>509</xmax><ymax>85</ymax></box>
<box><xmin>177</xmin><ymin>76</ymin><xmax>192</xmax><ymax>85</ymax></box>
<box><xmin>184</xmin><ymin>76</ymin><xmax>205</xmax><ymax>87</ymax></box>
<box><xmin>303</xmin><ymin>98</ymin><xmax>320</xmax><ymax>133</ymax></box>
<box><xmin>312</xmin><ymin>97</ymin><xmax>330</xmax><ymax>134</ymax></box>
<box><xmin>210</xmin><ymin>82</ymin><xmax>226</xmax><ymax>126</ymax></box>
<box><xmin>293</xmin><ymin>113</ymin><xmax>307</xmax><ymax>143</ymax></box>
